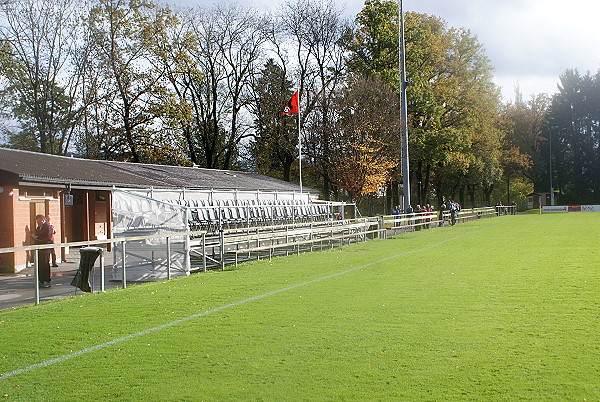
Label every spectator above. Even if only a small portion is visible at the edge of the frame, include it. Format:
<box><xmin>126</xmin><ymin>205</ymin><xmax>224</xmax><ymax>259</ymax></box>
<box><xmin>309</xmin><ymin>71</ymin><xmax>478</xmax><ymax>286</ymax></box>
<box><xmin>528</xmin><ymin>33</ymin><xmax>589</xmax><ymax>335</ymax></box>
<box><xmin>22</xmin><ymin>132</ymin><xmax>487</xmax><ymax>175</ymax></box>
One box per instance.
<box><xmin>31</xmin><ymin>215</ymin><xmax>53</xmax><ymax>288</ymax></box>
<box><xmin>424</xmin><ymin>204</ymin><xmax>433</xmax><ymax>228</ymax></box>
<box><xmin>405</xmin><ymin>205</ymin><xmax>414</xmax><ymax>226</ymax></box>
<box><xmin>449</xmin><ymin>200</ymin><xmax>459</xmax><ymax>225</ymax></box>
<box><xmin>46</xmin><ymin>215</ymin><xmax>58</xmax><ymax>267</ymax></box>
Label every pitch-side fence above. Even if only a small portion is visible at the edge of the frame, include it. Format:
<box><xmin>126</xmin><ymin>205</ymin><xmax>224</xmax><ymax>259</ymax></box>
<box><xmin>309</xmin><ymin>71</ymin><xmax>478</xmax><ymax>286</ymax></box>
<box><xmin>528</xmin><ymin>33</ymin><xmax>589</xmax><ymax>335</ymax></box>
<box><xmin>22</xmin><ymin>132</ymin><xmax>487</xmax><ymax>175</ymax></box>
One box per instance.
<box><xmin>381</xmin><ymin>207</ymin><xmax>497</xmax><ymax>234</ymax></box>
<box><xmin>0</xmin><ymin>207</ymin><xmax>498</xmax><ymax>306</ymax></box>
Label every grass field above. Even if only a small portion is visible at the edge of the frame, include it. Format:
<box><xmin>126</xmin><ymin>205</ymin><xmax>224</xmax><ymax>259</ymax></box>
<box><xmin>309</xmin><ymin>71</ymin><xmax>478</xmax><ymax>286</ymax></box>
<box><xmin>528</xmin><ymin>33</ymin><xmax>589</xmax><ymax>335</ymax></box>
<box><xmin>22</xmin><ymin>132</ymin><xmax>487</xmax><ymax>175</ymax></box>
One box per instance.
<box><xmin>1</xmin><ymin>213</ymin><xmax>599</xmax><ymax>400</ymax></box>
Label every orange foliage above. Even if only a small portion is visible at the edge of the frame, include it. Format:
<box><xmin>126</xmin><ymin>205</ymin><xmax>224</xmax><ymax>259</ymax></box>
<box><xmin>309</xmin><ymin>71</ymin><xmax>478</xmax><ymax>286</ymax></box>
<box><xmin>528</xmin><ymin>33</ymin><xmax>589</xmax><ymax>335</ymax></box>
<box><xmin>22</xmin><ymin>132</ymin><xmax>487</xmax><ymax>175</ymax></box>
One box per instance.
<box><xmin>332</xmin><ymin>138</ymin><xmax>398</xmax><ymax>201</ymax></box>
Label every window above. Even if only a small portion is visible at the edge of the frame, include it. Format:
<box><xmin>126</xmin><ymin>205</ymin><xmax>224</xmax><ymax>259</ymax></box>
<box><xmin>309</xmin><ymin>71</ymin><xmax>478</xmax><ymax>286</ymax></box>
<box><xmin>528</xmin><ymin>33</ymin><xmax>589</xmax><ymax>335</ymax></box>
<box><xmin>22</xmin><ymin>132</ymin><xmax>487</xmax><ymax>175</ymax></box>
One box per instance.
<box><xmin>23</xmin><ymin>187</ymin><xmax>55</xmax><ymax>198</ymax></box>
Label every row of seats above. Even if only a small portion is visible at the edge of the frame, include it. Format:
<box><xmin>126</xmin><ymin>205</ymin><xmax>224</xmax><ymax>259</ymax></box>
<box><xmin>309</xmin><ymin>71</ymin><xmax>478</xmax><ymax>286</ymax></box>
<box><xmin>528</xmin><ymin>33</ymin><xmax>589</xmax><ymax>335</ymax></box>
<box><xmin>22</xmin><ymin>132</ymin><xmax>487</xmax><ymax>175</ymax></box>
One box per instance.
<box><xmin>170</xmin><ymin>199</ymin><xmax>335</xmax><ymax>231</ymax></box>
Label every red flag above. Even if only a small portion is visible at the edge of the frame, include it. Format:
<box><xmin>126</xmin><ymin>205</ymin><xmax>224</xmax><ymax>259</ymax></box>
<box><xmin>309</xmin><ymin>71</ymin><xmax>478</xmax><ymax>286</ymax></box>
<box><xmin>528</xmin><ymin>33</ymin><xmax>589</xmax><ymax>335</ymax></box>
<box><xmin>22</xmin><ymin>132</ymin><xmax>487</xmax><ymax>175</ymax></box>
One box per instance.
<box><xmin>281</xmin><ymin>91</ymin><xmax>299</xmax><ymax>115</ymax></box>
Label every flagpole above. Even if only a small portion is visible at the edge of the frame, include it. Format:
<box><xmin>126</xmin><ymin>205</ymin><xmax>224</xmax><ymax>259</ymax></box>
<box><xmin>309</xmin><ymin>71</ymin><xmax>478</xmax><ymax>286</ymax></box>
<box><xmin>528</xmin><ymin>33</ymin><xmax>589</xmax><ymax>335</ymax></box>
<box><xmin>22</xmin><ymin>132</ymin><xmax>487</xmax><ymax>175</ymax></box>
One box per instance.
<box><xmin>298</xmin><ymin>90</ymin><xmax>303</xmax><ymax>194</ymax></box>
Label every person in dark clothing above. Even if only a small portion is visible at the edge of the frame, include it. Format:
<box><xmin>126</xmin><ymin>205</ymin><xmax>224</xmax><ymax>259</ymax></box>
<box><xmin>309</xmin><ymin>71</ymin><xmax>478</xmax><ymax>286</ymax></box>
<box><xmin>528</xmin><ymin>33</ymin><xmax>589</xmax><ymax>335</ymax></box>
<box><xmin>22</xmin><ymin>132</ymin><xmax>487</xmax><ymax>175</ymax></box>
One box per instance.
<box><xmin>449</xmin><ymin>200</ymin><xmax>459</xmax><ymax>226</ymax></box>
<box><xmin>31</xmin><ymin>214</ymin><xmax>53</xmax><ymax>288</ymax></box>
<box><xmin>46</xmin><ymin>215</ymin><xmax>58</xmax><ymax>267</ymax></box>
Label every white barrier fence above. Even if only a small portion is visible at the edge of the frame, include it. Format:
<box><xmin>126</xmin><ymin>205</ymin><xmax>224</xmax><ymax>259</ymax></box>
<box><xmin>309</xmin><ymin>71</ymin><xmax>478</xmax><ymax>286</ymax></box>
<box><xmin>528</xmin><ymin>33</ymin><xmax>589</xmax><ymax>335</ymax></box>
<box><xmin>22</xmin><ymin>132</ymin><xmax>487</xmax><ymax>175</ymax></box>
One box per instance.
<box><xmin>381</xmin><ymin>207</ymin><xmax>497</xmax><ymax>235</ymax></box>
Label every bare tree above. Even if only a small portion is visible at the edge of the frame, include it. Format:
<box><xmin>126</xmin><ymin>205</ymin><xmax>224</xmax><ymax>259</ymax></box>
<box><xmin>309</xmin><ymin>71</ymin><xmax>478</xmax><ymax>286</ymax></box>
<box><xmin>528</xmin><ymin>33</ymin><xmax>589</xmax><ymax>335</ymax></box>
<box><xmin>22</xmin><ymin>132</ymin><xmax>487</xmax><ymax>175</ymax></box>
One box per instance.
<box><xmin>280</xmin><ymin>0</ymin><xmax>347</xmax><ymax>199</ymax></box>
<box><xmin>184</xmin><ymin>5</ymin><xmax>269</xmax><ymax>169</ymax></box>
<box><xmin>0</xmin><ymin>0</ymin><xmax>84</xmax><ymax>154</ymax></box>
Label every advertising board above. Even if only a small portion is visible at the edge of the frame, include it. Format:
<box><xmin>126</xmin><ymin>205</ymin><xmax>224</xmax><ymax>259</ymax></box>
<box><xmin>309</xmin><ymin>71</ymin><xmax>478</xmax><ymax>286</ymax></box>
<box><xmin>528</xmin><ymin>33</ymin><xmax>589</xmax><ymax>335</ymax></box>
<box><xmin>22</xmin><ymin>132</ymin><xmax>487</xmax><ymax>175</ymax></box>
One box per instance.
<box><xmin>542</xmin><ymin>205</ymin><xmax>600</xmax><ymax>213</ymax></box>
<box><xmin>542</xmin><ymin>206</ymin><xmax>568</xmax><ymax>213</ymax></box>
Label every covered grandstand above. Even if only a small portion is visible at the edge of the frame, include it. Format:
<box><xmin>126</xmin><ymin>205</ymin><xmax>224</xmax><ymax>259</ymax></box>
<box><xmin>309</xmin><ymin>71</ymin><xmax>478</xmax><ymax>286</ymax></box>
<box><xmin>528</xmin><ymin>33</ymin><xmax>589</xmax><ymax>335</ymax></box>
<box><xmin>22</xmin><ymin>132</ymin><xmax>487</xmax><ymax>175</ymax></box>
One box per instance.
<box><xmin>111</xmin><ymin>187</ymin><xmax>353</xmax><ymax>280</ymax></box>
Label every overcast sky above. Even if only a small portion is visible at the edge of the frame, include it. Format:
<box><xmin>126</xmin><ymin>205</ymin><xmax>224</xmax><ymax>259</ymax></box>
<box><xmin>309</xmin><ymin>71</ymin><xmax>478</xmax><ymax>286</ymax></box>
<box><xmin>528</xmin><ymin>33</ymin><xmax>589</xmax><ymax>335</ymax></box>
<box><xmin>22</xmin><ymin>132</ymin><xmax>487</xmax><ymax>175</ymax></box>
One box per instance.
<box><xmin>167</xmin><ymin>0</ymin><xmax>600</xmax><ymax>103</ymax></box>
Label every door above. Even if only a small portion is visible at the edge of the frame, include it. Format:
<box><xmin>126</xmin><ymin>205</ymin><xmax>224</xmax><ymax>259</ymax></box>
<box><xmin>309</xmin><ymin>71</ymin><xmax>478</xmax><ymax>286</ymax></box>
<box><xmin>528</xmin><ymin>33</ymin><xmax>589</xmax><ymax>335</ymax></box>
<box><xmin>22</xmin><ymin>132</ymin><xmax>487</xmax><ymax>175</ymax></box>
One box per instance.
<box><xmin>30</xmin><ymin>202</ymin><xmax>47</xmax><ymax>233</ymax></box>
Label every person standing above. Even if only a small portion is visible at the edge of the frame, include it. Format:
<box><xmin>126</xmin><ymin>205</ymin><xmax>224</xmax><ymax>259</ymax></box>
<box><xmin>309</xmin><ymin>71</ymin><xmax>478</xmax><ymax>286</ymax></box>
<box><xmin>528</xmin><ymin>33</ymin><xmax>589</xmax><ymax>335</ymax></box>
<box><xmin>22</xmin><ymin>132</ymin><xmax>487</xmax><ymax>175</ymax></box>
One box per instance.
<box><xmin>46</xmin><ymin>215</ymin><xmax>58</xmax><ymax>267</ymax></box>
<box><xmin>425</xmin><ymin>204</ymin><xmax>433</xmax><ymax>228</ymax></box>
<box><xmin>450</xmin><ymin>200</ymin><xmax>459</xmax><ymax>226</ymax></box>
<box><xmin>405</xmin><ymin>205</ymin><xmax>414</xmax><ymax>226</ymax></box>
<box><xmin>31</xmin><ymin>214</ymin><xmax>53</xmax><ymax>288</ymax></box>
<box><xmin>496</xmin><ymin>201</ymin><xmax>504</xmax><ymax>216</ymax></box>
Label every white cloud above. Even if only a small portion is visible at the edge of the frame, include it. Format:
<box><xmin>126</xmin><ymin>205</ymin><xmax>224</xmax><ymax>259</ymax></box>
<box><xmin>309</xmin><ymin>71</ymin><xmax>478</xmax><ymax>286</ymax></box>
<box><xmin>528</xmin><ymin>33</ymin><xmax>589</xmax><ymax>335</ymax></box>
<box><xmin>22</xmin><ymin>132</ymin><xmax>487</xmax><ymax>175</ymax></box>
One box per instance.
<box><xmin>403</xmin><ymin>0</ymin><xmax>600</xmax><ymax>101</ymax></box>
<box><xmin>494</xmin><ymin>74</ymin><xmax>560</xmax><ymax>102</ymax></box>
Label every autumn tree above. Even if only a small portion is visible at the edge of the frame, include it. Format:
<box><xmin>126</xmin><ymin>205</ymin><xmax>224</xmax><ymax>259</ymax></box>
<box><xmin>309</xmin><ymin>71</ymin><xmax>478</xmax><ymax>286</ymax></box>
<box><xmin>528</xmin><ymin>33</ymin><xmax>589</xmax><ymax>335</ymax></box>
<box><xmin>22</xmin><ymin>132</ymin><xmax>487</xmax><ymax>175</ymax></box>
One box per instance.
<box><xmin>344</xmin><ymin>0</ymin><xmax>403</xmax><ymax>209</ymax></box>
<box><xmin>140</xmin><ymin>7</ymin><xmax>202</xmax><ymax>165</ymax></box>
<box><xmin>406</xmin><ymin>13</ymin><xmax>502</xmax><ymax>206</ymax></box>
<box><xmin>500</xmin><ymin>89</ymin><xmax>547</xmax><ymax>204</ymax></box>
<box><xmin>347</xmin><ymin>3</ymin><xmax>503</xmax><ymax>208</ymax></box>
<box><xmin>345</xmin><ymin>0</ymin><xmax>399</xmax><ymax>89</ymax></box>
<box><xmin>85</xmin><ymin>0</ymin><xmax>176</xmax><ymax>163</ymax></box>
<box><xmin>330</xmin><ymin>75</ymin><xmax>399</xmax><ymax>204</ymax></box>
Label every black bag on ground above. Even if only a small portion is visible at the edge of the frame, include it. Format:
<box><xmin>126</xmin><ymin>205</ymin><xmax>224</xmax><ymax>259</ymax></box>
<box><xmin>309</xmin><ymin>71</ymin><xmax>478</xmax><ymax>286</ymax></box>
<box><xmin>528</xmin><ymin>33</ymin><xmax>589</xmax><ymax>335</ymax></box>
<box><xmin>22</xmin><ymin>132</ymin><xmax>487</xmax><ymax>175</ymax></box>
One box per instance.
<box><xmin>71</xmin><ymin>247</ymin><xmax>103</xmax><ymax>293</ymax></box>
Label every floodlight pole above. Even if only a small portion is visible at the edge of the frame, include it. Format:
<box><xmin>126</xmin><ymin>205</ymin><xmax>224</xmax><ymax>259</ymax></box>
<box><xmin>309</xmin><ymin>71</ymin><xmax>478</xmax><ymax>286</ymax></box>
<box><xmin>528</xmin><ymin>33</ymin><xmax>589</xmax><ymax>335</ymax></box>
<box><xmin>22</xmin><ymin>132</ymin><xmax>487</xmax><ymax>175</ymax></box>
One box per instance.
<box><xmin>399</xmin><ymin>0</ymin><xmax>411</xmax><ymax>209</ymax></box>
<box><xmin>549</xmin><ymin>129</ymin><xmax>554</xmax><ymax>206</ymax></box>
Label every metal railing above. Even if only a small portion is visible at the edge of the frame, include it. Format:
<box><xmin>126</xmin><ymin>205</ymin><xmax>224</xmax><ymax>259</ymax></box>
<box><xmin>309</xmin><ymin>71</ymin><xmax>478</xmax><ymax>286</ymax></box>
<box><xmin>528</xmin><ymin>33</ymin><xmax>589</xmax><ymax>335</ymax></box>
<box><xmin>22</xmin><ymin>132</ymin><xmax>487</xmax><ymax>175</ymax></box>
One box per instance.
<box><xmin>0</xmin><ymin>229</ymin><xmax>206</xmax><ymax>305</ymax></box>
<box><xmin>381</xmin><ymin>207</ymin><xmax>497</xmax><ymax>235</ymax></box>
<box><xmin>441</xmin><ymin>207</ymin><xmax>498</xmax><ymax>223</ymax></box>
<box><xmin>495</xmin><ymin>205</ymin><xmax>517</xmax><ymax>216</ymax></box>
<box><xmin>1</xmin><ymin>219</ymin><xmax>381</xmax><ymax>306</ymax></box>
<box><xmin>190</xmin><ymin>218</ymin><xmax>381</xmax><ymax>270</ymax></box>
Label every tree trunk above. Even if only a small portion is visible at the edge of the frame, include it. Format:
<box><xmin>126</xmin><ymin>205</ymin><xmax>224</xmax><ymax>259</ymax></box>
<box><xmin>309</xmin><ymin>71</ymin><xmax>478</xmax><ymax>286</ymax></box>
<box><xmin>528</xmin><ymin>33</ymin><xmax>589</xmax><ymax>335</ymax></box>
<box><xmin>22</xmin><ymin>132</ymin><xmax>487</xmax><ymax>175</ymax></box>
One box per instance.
<box><xmin>323</xmin><ymin>172</ymin><xmax>331</xmax><ymax>201</ymax></box>
<box><xmin>467</xmin><ymin>185</ymin><xmax>476</xmax><ymax>208</ymax></box>
<box><xmin>423</xmin><ymin>163</ymin><xmax>431</xmax><ymax>205</ymax></box>
<box><xmin>283</xmin><ymin>155</ymin><xmax>293</xmax><ymax>182</ymax></box>
<box><xmin>386</xmin><ymin>182</ymin><xmax>393</xmax><ymax>215</ymax></box>
<box><xmin>482</xmin><ymin>184</ymin><xmax>494</xmax><ymax>206</ymax></box>
<box><xmin>416</xmin><ymin>160</ymin><xmax>423</xmax><ymax>205</ymax></box>
<box><xmin>183</xmin><ymin>126</ymin><xmax>198</xmax><ymax>164</ymax></box>
<box><xmin>123</xmin><ymin>102</ymin><xmax>139</xmax><ymax>163</ymax></box>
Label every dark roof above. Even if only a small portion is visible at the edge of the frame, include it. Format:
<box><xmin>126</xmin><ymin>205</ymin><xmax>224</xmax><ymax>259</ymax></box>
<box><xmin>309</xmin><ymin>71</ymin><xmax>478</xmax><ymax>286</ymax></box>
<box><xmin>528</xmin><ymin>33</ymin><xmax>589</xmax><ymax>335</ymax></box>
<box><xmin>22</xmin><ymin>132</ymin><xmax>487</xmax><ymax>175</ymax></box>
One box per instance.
<box><xmin>0</xmin><ymin>148</ymin><xmax>314</xmax><ymax>193</ymax></box>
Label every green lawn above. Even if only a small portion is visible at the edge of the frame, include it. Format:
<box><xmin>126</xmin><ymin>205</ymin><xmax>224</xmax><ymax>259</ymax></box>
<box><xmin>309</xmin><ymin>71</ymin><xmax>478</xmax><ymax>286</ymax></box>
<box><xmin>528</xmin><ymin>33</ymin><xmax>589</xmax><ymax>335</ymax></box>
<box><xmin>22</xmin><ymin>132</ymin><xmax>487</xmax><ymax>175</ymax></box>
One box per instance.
<box><xmin>1</xmin><ymin>213</ymin><xmax>599</xmax><ymax>400</ymax></box>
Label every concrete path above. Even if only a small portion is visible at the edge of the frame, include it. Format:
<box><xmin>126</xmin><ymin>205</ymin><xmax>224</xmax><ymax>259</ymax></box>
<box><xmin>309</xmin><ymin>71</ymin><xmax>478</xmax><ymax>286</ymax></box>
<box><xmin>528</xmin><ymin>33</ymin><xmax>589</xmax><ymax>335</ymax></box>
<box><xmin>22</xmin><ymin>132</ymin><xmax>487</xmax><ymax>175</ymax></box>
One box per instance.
<box><xmin>0</xmin><ymin>251</ymin><xmax>119</xmax><ymax>311</ymax></box>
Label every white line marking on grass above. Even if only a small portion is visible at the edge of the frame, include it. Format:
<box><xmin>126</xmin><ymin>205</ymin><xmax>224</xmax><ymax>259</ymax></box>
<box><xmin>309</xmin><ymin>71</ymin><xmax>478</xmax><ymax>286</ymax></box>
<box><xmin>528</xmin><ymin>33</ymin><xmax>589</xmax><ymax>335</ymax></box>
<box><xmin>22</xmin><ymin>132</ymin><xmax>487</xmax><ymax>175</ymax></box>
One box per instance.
<box><xmin>1</xmin><ymin>216</ymin><xmax>524</xmax><ymax>380</ymax></box>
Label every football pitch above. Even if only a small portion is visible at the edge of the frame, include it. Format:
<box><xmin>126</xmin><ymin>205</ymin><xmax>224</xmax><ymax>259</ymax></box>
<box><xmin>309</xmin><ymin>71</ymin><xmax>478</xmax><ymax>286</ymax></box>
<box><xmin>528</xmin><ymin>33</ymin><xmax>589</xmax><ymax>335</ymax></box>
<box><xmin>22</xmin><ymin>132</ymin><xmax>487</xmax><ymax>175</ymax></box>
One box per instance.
<box><xmin>1</xmin><ymin>213</ymin><xmax>599</xmax><ymax>400</ymax></box>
